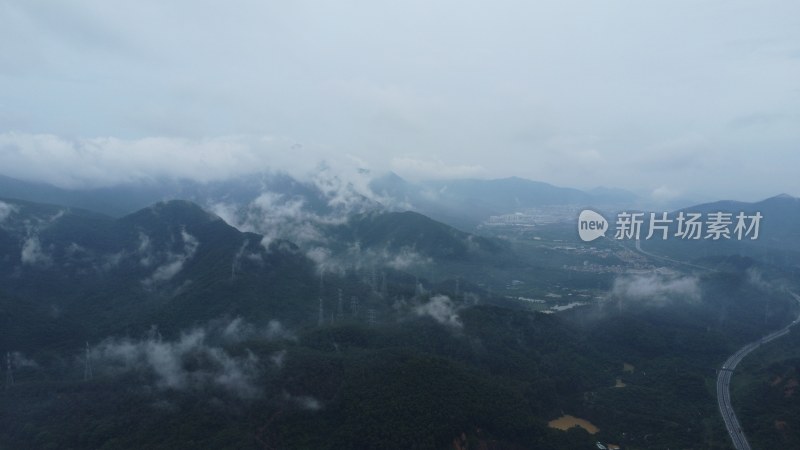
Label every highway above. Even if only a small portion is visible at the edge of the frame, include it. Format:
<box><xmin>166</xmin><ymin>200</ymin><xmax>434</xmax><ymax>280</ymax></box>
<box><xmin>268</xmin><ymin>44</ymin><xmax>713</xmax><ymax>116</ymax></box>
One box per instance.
<box><xmin>626</xmin><ymin>239</ymin><xmax>800</xmax><ymax>449</ymax></box>
<box><xmin>716</xmin><ymin>294</ymin><xmax>800</xmax><ymax>450</ymax></box>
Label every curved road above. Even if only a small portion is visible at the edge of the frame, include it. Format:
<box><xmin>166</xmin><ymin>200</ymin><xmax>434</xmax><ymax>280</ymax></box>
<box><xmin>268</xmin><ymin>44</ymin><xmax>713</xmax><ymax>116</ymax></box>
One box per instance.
<box><xmin>717</xmin><ymin>294</ymin><xmax>800</xmax><ymax>450</ymax></box>
<box><xmin>627</xmin><ymin>239</ymin><xmax>799</xmax><ymax>449</ymax></box>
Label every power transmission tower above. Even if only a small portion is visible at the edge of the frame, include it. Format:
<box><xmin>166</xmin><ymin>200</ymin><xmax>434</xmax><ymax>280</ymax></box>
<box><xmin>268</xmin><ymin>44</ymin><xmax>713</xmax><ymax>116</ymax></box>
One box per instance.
<box><xmin>380</xmin><ymin>271</ymin><xmax>387</xmax><ymax>298</ymax></box>
<box><xmin>83</xmin><ymin>342</ymin><xmax>93</xmax><ymax>381</ymax></box>
<box><xmin>5</xmin><ymin>352</ymin><xmax>12</xmax><ymax>389</ymax></box>
<box><xmin>317</xmin><ymin>274</ymin><xmax>325</xmax><ymax>326</ymax></box>
<box><xmin>337</xmin><ymin>289</ymin><xmax>343</xmax><ymax>320</ymax></box>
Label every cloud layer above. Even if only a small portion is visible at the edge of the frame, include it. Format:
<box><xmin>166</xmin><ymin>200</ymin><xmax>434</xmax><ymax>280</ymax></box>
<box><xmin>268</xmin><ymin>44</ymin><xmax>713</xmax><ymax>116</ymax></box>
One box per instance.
<box><xmin>89</xmin><ymin>318</ymin><xmax>292</xmax><ymax>399</ymax></box>
<box><xmin>0</xmin><ymin>201</ymin><xmax>18</xmax><ymax>223</ymax></box>
<box><xmin>2</xmin><ymin>1</ymin><xmax>800</xmax><ymax>200</ymax></box>
<box><xmin>611</xmin><ymin>271</ymin><xmax>701</xmax><ymax>306</ymax></box>
<box><xmin>142</xmin><ymin>228</ymin><xmax>199</xmax><ymax>287</ymax></box>
<box><xmin>414</xmin><ymin>295</ymin><xmax>462</xmax><ymax>328</ymax></box>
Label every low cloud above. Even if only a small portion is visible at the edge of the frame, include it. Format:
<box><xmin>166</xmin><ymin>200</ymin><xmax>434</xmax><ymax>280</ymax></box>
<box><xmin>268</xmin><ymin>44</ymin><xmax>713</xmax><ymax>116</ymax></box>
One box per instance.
<box><xmin>305</xmin><ymin>246</ymin><xmax>335</xmax><ymax>273</ymax></box>
<box><xmin>309</xmin><ymin>161</ymin><xmax>385</xmax><ymax>212</ymax></box>
<box><xmin>220</xmin><ymin>317</ymin><xmax>294</xmax><ymax>342</ymax></box>
<box><xmin>281</xmin><ymin>391</ymin><xmax>323</xmax><ymax>411</ymax></box>
<box><xmin>0</xmin><ymin>133</ymin><xmax>287</xmax><ymax>189</ymax></box>
<box><xmin>211</xmin><ymin>193</ymin><xmax>336</xmax><ymax>250</ymax></box>
<box><xmin>745</xmin><ymin>267</ymin><xmax>791</xmax><ymax>294</ymax></box>
<box><xmin>90</xmin><ymin>318</ymin><xmax>291</xmax><ymax>399</ymax></box>
<box><xmin>137</xmin><ymin>232</ymin><xmax>155</xmax><ymax>267</ymax></box>
<box><xmin>231</xmin><ymin>239</ymin><xmax>264</xmax><ymax>278</ymax></box>
<box><xmin>0</xmin><ymin>200</ymin><xmax>18</xmax><ymax>223</ymax></box>
<box><xmin>92</xmin><ymin>330</ymin><xmax>260</xmax><ymax>398</ymax></box>
<box><xmin>20</xmin><ymin>235</ymin><xmax>52</xmax><ymax>267</ymax></box>
<box><xmin>142</xmin><ymin>229</ymin><xmax>199</xmax><ymax>287</ymax></box>
<box><xmin>0</xmin><ymin>133</ymin><xmax>390</xmax><ymax>197</ymax></box>
<box><xmin>306</xmin><ymin>242</ymin><xmax>434</xmax><ymax>276</ymax></box>
<box><xmin>414</xmin><ymin>295</ymin><xmax>462</xmax><ymax>328</ymax></box>
<box><xmin>611</xmin><ymin>271</ymin><xmax>701</xmax><ymax>305</ymax></box>
<box><xmin>10</xmin><ymin>351</ymin><xmax>39</xmax><ymax>369</ymax></box>
<box><xmin>391</xmin><ymin>157</ymin><xmax>485</xmax><ymax>181</ymax></box>
<box><xmin>385</xmin><ymin>247</ymin><xmax>433</xmax><ymax>270</ymax></box>
<box><xmin>209</xmin><ymin>164</ymin><xmax>385</xmax><ymax>252</ymax></box>
<box><xmin>270</xmin><ymin>350</ymin><xmax>287</xmax><ymax>369</ymax></box>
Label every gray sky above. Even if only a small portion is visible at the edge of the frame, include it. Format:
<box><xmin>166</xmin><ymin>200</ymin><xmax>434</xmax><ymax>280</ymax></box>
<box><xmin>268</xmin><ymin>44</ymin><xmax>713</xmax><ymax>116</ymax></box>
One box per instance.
<box><xmin>1</xmin><ymin>0</ymin><xmax>799</xmax><ymax>201</ymax></box>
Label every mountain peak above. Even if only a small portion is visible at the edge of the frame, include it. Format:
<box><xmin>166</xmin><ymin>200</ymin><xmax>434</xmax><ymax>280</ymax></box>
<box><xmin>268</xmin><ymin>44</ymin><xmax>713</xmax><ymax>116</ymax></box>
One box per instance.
<box><xmin>151</xmin><ymin>199</ymin><xmax>218</xmax><ymax>218</ymax></box>
<box><xmin>768</xmin><ymin>193</ymin><xmax>798</xmax><ymax>201</ymax></box>
<box><xmin>122</xmin><ymin>200</ymin><xmax>222</xmax><ymax>228</ymax></box>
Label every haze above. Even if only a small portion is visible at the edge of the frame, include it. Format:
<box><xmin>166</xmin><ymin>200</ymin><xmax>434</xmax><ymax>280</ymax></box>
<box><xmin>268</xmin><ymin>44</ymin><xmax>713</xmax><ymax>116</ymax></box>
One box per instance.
<box><xmin>1</xmin><ymin>0</ymin><xmax>799</xmax><ymax>202</ymax></box>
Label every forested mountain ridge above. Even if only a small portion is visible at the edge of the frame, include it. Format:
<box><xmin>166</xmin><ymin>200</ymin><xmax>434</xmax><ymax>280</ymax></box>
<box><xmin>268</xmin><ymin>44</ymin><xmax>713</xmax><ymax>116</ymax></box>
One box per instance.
<box><xmin>1</xmin><ymin>194</ymin><xmax>799</xmax><ymax>449</ymax></box>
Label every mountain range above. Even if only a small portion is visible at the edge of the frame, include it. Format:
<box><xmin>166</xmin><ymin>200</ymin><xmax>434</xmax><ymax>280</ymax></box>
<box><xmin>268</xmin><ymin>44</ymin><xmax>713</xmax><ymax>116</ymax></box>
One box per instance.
<box><xmin>2</xmin><ymin>172</ymin><xmax>800</xmax><ymax>449</ymax></box>
<box><xmin>0</xmin><ymin>171</ymin><xmax>646</xmax><ymax>232</ymax></box>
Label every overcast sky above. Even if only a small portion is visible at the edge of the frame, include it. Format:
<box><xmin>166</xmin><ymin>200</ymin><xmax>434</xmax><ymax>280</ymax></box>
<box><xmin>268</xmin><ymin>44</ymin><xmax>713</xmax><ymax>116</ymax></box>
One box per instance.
<box><xmin>1</xmin><ymin>0</ymin><xmax>799</xmax><ymax>201</ymax></box>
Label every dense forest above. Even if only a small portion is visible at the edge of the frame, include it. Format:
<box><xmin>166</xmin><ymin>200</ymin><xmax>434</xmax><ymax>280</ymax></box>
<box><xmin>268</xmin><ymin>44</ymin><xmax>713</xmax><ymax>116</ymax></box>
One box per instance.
<box><xmin>1</xmin><ymin>199</ymin><xmax>799</xmax><ymax>449</ymax></box>
<box><xmin>733</xmin><ymin>320</ymin><xmax>800</xmax><ymax>449</ymax></box>
<box><xmin>2</xmin><ymin>266</ymin><xmax>797</xmax><ymax>448</ymax></box>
